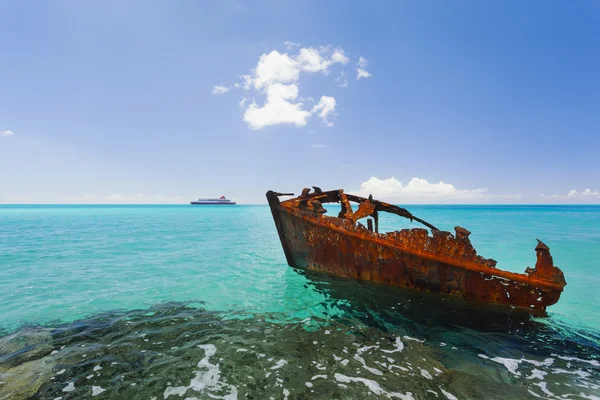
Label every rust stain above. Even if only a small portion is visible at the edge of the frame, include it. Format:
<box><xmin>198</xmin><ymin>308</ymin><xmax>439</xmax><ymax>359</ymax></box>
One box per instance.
<box><xmin>266</xmin><ymin>187</ymin><xmax>567</xmax><ymax>312</ymax></box>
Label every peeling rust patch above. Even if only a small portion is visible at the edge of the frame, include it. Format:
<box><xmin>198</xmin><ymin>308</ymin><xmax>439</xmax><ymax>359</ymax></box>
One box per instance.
<box><xmin>266</xmin><ymin>187</ymin><xmax>567</xmax><ymax>311</ymax></box>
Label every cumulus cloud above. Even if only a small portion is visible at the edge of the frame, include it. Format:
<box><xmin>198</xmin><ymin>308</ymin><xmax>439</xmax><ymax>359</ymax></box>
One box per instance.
<box><xmin>356</xmin><ymin>56</ymin><xmax>372</xmax><ymax>80</ymax></box>
<box><xmin>244</xmin><ymin>83</ymin><xmax>312</xmax><ymax>129</ymax></box>
<box><xmin>351</xmin><ymin>177</ymin><xmax>488</xmax><ymax>200</ymax></box>
<box><xmin>311</xmin><ymin>96</ymin><xmax>337</xmax><ymax>126</ymax></box>
<box><xmin>214</xmin><ymin>43</ymin><xmax>368</xmax><ymax>129</ymax></box>
<box><xmin>568</xmin><ymin>189</ymin><xmax>600</xmax><ymax>198</ymax></box>
<box><xmin>312</xmin><ymin>144</ymin><xmax>326</xmax><ymax>148</ymax></box>
<box><xmin>540</xmin><ymin>189</ymin><xmax>600</xmax><ymax>200</ymax></box>
<box><xmin>1</xmin><ymin>130</ymin><xmax>14</xmax><ymax>137</ymax></box>
<box><xmin>240</xmin><ymin>46</ymin><xmax>347</xmax><ymax>129</ymax></box>
<box><xmin>357</xmin><ymin>69</ymin><xmax>372</xmax><ymax>80</ymax></box>
<box><xmin>211</xmin><ymin>85</ymin><xmax>230</xmax><ymax>95</ymax></box>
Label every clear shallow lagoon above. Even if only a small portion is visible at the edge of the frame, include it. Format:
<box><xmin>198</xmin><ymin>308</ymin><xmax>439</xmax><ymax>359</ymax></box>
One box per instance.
<box><xmin>1</xmin><ymin>204</ymin><xmax>599</xmax><ymax>399</ymax></box>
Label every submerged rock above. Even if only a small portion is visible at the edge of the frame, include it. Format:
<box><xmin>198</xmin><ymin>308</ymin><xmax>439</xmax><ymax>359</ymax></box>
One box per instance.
<box><xmin>0</xmin><ymin>355</ymin><xmax>55</xmax><ymax>400</ymax></box>
<box><xmin>0</xmin><ymin>328</ymin><xmax>54</xmax><ymax>368</ymax></box>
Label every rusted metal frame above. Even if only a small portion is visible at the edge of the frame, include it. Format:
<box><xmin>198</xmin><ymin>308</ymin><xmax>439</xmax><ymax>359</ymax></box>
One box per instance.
<box><xmin>375</xmin><ymin>202</ymin><xmax>439</xmax><ymax>232</ymax></box>
<box><xmin>297</xmin><ymin>188</ymin><xmax>342</xmax><ymax>201</ymax></box>
<box><xmin>271</xmin><ymin>192</ymin><xmax>294</xmax><ymax>197</ymax></box>
<box><xmin>292</xmin><ymin>187</ymin><xmax>438</xmax><ymax>232</ymax></box>
<box><xmin>344</xmin><ymin>194</ymin><xmax>439</xmax><ymax>232</ymax></box>
<box><xmin>281</xmin><ymin>205</ymin><xmax>564</xmax><ymax>291</ymax></box>
<box><xmin>338</xmin><ymin>193</ymin><xmax>355</xmax><ymax>220</ymax></box>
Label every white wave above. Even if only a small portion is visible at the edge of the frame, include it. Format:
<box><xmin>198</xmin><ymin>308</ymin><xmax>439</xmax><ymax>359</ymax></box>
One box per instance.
<box><xmin>270</xmin><ymin>359</ymin><xmax>288</xmax><ymax>370</ymax></box>
<box><xmin>163</xmin><ymin>344</ymin><xmax>238</xmax><ymax>400</ymax></box>
<box><xmin>553</xmin><ymin>354</ymin><xmax>600</xmax><ymax>367</ymax></box>
<box><xmin>91</xmin><ymin>386</ymin><xmax>106</xmax><ymax>396</ymax></box>
<box><xmin>334</xmin><ymin>373</ymin><xmax>414</xmax><ymax>399</ymax></box>
<box><xmin>551</xmin><ymin>368</ymin><xmax>591</xmax><ymax>379</ymax></box>
<box><xmin>403</xmin><ymin>336</ymin><xmax>424</xmax><ymax>343</ymax></box>
<box><xmin>381</xmin><ymin>337</ymin><xmax>404</xmax><ymax>354</ymax></box>
<box><xmin>420</xmin><ymin>369</ymin><xmax>433</xmax><ymax>380</ymax></box>
<box><xmin>439</xmin><ymin>387</ymin><xmax>458</xmax><ymax>400</ymax></box>
<box><xmin>62</xmin><ymin>382</ymin><xmax>75</xmax><ymax>392</ymax></box>
<box><xmin>354</xmin><ymin>346</ymin><xmax>383</xmax><ymax>375</ymax></box>
<box><xmin>479</xmin><ymin>355</ymin><xmax>522</xmax><ymax>376</ymax></box>
<box><xmin>526</xmin><ymin>369</ymin><xmax>547</xmax><ymax>380</ymax></box>
<box><xmin>522</xmin><ymin>357</ymin><xmax>554</xmax><ymax>367</ymax></box>
<box><xmin>389</xmin><ymin>365</ymin><xmax>409</xmax><ymax>372</ymax></box>
<box><xmin>479</xmin><ymin>354</ymin><xmax>553</xmax><ymax>376</ymax></box>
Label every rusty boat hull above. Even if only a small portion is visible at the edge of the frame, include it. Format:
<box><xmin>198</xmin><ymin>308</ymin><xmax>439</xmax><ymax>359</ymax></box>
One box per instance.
<box><xmin>266</xmin><ymin>188</ymin><xmax>567</xmax><ymax>312</ymax></box>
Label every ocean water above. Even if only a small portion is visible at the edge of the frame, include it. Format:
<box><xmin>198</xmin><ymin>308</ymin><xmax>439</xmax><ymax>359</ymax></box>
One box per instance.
<box><xmin>0</xmin><ymin>204</ymin><xmax>599</xmax><ymax>399</ymax></box>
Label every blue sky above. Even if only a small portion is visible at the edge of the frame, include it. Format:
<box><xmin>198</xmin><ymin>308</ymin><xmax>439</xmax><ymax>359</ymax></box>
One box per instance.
<box><xmin>1</xmin><ymin>0</ymin><xmax>599</xmax><ymax>204</ymax></box>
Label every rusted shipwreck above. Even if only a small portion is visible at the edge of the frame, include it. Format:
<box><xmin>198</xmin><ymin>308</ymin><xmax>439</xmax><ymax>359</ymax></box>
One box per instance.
<box><xmin>266</xmin><ymin>187</ymin><xmax>567</xmax><ymax>311</ymax></box>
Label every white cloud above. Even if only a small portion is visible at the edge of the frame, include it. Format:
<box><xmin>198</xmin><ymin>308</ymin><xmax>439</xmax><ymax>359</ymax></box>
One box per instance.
<box><xmin>223</xmin><ymin>44</ymin><xmax>366</xmax><ymax>129</ymax></box>
<box><xmin>311</xmin><ymin>96</ymin><xmax>336</xmax><ymax>126</ymax></box>
<box><xmin>252</xmin><ymin>50</ymin><xmax>300</xmax><ymax>89</ymax></box>
<box><xmin>568</xmin><ymin>189</ymin><xmax>600</xmax><ymax>198</ymax></box>
<box><xmin>211</xmin><ymin>85</ymin><xmax>230</xmax><ymax>95</ymax></box>
<box><xmin>296</xmin><ymin>47</ymin><xmax>331</xmax><ymax>73</ymax></box>
<box><xmin>539</xmin><ymin>189</ymin><xmax>600</xmax><ymax>200</ymax></box>
<box><xmin>335</xmin><ymin>72</ymin><xmax>349</xmax><ymax>88</ymax></box>
<box><xmin>284</xmin><ymin>41</ymin><xmax>301</xmax><ymax>50</ymax></box>
<box><xmin>356</xmin><ymin>56</ymin><xmax>372</xmax><ymax>80</ymax></box>
<box><xmin>1</xmin><ymin>130</ymin><xmax>14</xmax><ymax>137</ymax></box>
<box><xmin>331</xmin><ymin>48</ymin><xmax>350</xmax><ymax>65</ymax></box>
<box><xmin>243</xmin><ymin>83</ymin><xmax>312</xmax><ymax>129</ymax></box>
<box><xmin>312</xmin><ymin>144</ymin><xmax>326</xmax><ymax>148</ymax></box>
<box><xmin>357</xmin><ymin>69</ymin><xmax>372</xmax><ymax>80</ymax></box>
<box><xmin>352</xmin><ymin>177</ymin><xmax>488</xmax><ymax>200</ymax></box>
<box><xmin>247</xmin><ymin>47</ymin><xmax>350</xmax><ymax>90</ymax></box>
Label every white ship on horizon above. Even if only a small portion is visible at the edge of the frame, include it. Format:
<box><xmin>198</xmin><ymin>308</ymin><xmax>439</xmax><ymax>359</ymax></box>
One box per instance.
<box><xmin>190</xmin><ymin>196</ymin><xmax>236</xmax><ymax>205</ymax></box>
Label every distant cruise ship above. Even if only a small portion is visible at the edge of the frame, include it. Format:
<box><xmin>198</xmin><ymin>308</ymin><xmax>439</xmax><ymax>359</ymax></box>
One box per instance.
<box><xmin>190</xmin><ymin>196</ymin><xmax>236</xmax><ymax>205</ymax></box>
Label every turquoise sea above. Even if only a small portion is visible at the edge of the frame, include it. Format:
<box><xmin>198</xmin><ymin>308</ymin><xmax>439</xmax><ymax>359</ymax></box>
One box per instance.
<box><xmin>1</xmin><ymin>204</ymin><xmax>599</xmax><ymax>399</ymax></box>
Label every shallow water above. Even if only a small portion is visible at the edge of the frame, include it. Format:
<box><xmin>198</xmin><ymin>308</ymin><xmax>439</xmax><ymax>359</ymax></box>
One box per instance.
<box><xmin>0</xmin><ymin>204</ymin><xmax>599</xmax><ymax>399</ymax></box>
